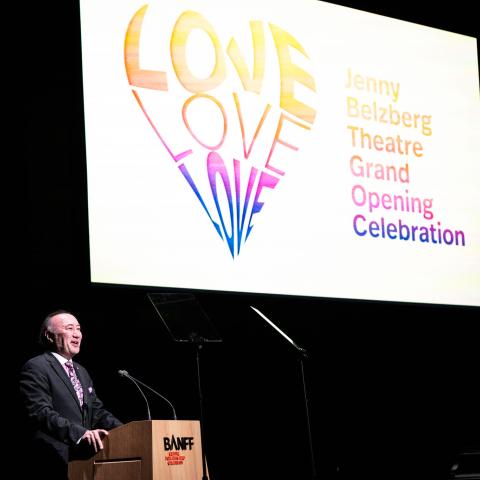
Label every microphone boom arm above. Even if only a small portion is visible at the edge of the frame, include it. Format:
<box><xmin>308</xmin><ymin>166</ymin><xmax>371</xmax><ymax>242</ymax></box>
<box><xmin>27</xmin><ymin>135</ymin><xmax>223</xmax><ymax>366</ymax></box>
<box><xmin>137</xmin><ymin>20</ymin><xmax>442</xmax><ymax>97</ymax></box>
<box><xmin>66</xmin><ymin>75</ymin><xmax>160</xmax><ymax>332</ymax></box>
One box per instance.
<box><xmin>119</xmin><ymin>370</ymin><xmax>151</xmax><ymax>421</ymax></box>
<box><xmin>128</xmin><ymin>374</ymin><xmax>177</xmax><ymax>420</ymax></box>
<box><xmin>119</xmin><ymin>370</ymin><xmax>177</xmax><ymax>420</ymax></box>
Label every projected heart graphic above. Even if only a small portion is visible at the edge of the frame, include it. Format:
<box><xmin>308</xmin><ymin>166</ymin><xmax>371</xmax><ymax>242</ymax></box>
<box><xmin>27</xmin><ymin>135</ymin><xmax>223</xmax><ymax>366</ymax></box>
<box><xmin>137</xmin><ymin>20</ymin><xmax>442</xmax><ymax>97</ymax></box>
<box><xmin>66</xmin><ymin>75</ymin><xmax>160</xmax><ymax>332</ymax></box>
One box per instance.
<box><xmin>124</xmin><ymin>5</ymin><xmax>316</xmax><ymax>257</ymax></box>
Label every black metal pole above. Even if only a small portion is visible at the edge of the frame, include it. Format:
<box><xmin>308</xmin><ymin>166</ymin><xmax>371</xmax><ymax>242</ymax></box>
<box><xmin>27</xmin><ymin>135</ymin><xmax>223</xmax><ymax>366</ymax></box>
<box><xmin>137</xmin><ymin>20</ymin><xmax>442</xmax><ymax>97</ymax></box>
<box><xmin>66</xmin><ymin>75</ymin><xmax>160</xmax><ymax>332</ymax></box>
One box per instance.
<box><xmin>249</xmin><ymin>306</ymin><xmax>319</xmax><ymax>479</ymax></box>
<box><xmin>299</xmin><ymin>354</ymin><xmax>318</xmax><ymax>479</ymax></box>
<box><xmin>195</xmin><ymin>342</ymin><xmax>209</xmax><ymax>480</ymax></box>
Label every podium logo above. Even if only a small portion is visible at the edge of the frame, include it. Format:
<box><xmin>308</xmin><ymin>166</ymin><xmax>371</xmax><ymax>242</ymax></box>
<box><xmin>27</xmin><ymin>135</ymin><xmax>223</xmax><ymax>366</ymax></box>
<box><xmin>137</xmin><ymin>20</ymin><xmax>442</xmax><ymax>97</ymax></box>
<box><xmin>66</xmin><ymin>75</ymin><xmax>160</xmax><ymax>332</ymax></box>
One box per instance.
<box><xmin>164</xmin><ymin>435</ymin><xmax>195</xmax><ymax>451</ymax></box>
<box><xmin>124</xmin><ymin>3</ymin><xmax>317</xmax><ymax>257</ymax></box>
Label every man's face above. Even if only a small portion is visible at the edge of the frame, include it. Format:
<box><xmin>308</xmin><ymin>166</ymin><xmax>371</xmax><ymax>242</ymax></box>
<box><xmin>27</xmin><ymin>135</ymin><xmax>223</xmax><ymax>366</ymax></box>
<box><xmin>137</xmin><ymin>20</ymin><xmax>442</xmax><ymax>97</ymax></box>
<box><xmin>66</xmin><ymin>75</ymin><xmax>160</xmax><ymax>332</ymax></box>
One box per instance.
<box><xmin>48</xmin><ymin>313</ymin><xmax>82</xmax><ymax>359</ymax></box>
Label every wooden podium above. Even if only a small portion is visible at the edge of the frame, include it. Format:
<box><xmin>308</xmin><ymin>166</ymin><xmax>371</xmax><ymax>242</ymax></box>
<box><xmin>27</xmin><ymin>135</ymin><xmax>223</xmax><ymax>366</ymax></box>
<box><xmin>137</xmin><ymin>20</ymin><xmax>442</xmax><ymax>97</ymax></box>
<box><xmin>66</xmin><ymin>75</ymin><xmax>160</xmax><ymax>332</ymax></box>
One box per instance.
<box><xmin>68</xmin><ymin>420</ymin><xmax>206</xmax><ymax>480</ymax></box>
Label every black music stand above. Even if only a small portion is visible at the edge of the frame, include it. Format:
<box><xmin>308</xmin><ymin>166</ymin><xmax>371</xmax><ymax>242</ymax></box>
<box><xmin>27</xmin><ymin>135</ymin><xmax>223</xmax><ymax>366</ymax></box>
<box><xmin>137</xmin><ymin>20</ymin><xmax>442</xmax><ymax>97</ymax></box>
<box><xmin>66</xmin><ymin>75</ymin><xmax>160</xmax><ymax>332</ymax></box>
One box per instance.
<box><xmin>147</xmin><ymin>292</ymin><xmax>222</xmax><ymax>480</ymax></box>
<box><xmin>250</xmin><ymin>306</ymin><xmax>318</xmax><ymax>480</ymax></box>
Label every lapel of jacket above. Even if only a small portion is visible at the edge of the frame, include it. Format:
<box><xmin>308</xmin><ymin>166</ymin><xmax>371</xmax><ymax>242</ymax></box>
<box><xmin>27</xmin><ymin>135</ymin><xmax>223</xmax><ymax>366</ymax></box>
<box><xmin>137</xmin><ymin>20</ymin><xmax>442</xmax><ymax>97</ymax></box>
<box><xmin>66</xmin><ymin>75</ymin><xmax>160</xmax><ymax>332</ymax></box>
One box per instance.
<box><xmin>45</xmin><ymin>352</ymin><xmax>82</xmax><ymax>410</ymax></box>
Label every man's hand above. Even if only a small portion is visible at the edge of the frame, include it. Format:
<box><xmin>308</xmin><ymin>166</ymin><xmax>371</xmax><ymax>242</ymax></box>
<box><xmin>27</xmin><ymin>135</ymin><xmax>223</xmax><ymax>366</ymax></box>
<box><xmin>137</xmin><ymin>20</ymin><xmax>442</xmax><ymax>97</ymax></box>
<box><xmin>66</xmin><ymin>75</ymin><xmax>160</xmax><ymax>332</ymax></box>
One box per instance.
<box><xmin>80</xmin><ymin>429</ymin><xmax>109</xmax><ymax>452</ymax></box>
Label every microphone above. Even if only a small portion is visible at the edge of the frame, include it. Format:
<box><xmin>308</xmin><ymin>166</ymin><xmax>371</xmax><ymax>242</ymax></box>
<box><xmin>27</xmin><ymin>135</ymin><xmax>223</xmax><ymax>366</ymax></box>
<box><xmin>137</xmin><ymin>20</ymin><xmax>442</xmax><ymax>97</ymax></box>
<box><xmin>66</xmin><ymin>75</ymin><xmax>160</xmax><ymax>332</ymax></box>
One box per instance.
<box><xmin>118</xmin><ymin>369</ymin><xmax>151</xmax><ymax>420</ymax></box>
<box><xmin>118</xmin><ymin>370</ymin><xmax>177</xmax><ymax>420</ymax></box>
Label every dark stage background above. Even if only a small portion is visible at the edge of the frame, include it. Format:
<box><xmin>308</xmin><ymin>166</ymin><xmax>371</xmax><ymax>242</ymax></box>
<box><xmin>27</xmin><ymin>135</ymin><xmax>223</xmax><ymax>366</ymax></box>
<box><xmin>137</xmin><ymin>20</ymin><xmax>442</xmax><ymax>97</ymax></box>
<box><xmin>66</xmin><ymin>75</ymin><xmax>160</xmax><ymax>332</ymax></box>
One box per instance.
<box><xmin>13</xmin><ymin>1</ymin><xmax>479</xmax><ymax>479</ymax></box>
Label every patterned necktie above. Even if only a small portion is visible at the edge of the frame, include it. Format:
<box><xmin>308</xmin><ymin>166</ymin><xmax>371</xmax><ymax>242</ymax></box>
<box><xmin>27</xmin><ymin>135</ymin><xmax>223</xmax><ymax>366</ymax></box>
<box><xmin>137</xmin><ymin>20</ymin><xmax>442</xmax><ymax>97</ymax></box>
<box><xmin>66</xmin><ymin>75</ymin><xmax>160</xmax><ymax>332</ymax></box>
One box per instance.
<box><xmin>65</xmin><ymin>360</ymin><xmax>84</xmax><ymax>406</ymax></box>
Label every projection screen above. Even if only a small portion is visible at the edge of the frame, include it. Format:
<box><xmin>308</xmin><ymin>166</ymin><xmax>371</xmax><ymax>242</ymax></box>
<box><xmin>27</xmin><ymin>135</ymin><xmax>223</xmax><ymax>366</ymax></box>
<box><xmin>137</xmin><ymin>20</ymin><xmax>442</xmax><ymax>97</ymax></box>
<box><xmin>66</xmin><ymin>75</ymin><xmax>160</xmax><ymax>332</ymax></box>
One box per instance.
<box><xmin>79</xmin><ymin>0</ymin><xmax>480</xmax><ymax>306</ymax></box>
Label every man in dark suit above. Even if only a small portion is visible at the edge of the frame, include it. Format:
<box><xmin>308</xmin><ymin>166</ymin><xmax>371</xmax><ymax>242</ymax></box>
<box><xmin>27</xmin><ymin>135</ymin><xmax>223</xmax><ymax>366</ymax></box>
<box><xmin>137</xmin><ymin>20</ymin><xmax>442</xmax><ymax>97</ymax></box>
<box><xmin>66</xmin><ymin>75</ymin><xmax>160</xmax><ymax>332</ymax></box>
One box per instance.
<box><xmin>19</xmin><ymin>310</ymin><xmax>123</xmax><ymax>479</ymax></box>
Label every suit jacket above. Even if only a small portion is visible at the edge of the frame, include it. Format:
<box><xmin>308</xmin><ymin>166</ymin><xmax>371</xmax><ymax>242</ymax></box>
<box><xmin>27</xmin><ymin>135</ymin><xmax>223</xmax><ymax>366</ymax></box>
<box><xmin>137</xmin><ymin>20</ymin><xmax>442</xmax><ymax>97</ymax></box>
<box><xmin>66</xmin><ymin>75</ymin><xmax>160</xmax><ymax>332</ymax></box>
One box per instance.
<box><xmin>19</xmin><ymin>351</ymin><xmax>122</xmax><ymax>466</ymax></box>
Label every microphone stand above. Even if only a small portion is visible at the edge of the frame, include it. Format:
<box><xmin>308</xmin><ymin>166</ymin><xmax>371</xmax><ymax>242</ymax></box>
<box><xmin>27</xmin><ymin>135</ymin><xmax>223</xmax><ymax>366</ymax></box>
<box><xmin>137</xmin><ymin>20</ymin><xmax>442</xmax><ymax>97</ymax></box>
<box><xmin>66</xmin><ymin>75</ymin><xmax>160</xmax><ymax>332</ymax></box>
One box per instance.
<box><xmin>250</xmin><ymin>307</ymin><xmax>318</xmax><ymax>479</ymax></box>
<box><xmin>191</xmin><ymin>333</ymin><xmax>209</xmax><ymax>480</ymax></box>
